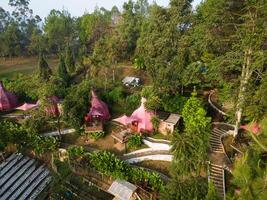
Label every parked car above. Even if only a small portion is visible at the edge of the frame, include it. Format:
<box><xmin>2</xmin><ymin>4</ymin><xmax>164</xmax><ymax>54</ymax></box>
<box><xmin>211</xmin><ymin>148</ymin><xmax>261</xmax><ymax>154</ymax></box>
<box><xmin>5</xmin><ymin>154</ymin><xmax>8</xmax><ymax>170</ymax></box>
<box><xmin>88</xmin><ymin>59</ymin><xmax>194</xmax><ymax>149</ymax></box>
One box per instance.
<box><xmin>122</xmin><ymin>76</ymin><xmax>141</xmax><ymax>87</ymax></box>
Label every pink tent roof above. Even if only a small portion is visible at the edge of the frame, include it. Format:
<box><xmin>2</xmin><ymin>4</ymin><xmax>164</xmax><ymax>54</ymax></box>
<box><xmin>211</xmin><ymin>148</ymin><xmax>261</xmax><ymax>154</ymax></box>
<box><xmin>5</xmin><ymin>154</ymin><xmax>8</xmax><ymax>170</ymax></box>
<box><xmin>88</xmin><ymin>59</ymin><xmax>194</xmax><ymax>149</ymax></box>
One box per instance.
<box><xmin>241</xmin><ymin>122</ymin><xmax>261</xmax><ymax>135</ymax></box>
<box><xmin>16</xmin><ymin>103</ymin><xmax>38</xmax><ymax>111</ymax></box>
<box><xmin>87</xmin><ymin>91</ymin><xmax>110</xmax><ymax>121</ymax></box>
<box><xmin>0</xmin><ymin>81</ymin><xmax>18</xmax><ymax>111</ymax></box>
<box><xmin>113</xmin><ymin>97</ymin><xmax>155</xmax><ymax>132</ymax></box>
<box><xmin>113</xmin><ymin>114</ymin><xmax>138</xmax><ymax>125</ymax></box>
<box><xmin>131</xmin><ymin>97</ymin><xmax>155</xmax><ymax>132</ymax></box>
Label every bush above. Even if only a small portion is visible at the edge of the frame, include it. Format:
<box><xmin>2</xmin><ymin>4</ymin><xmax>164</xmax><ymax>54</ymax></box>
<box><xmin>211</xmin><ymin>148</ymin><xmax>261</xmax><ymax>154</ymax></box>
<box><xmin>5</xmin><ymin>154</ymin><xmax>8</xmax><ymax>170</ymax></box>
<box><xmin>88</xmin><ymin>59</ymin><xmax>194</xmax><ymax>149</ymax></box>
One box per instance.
<box><xmin>88</xmin><ymin>151</ymin><xmax>165</xmax><ymax>191</ymax></box>
<box><xmin>89</xmin><ymin>131</ymin><xmax>105</xmax><ymax>140</ymax></box>
<box><xmin>128</xmin><ymin>134</ymin><xmax>142</xmax><ymax>149</ymax></box>
<box><xmin>67</xmin><ymin>146</ymin><xmax>85</xmax><ymax>159</ymax></box>
<box><xmin>125</xmin><ymin>93</ymin><xmax>141</xmax><ymax>115</ymax></box>
<box><xmin>151</xmin><ymin>116</ymin><xmax>160</xmax><ymax>131</ymax></box>
<box><xmin>104</xmin><ymin>86</ymin><xmax>124</xmax><ymax>105</ymax></box>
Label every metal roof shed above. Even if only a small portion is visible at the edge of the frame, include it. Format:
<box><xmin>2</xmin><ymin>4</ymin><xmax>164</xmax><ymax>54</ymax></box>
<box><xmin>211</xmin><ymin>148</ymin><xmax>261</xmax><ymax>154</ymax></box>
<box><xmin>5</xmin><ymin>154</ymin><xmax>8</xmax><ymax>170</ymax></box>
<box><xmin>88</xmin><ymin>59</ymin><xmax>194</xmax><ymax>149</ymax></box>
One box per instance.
<box><xmin>108</xmin><ymin>180</ymin><xmax>137</xmax><ymax>200</ymax></box>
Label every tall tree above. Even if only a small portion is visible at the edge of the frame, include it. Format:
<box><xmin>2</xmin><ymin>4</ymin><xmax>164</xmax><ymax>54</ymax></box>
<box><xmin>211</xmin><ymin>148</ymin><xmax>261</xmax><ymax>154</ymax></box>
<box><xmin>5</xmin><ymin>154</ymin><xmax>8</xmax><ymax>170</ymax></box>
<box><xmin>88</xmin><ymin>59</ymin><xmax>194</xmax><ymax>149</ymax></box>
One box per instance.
<box><xmin>57</xmin><ymin>55</ymin><xmax>70</xmax><ymax>85</ymax></box>
<box><xmin>44</xmin><ymin>9</ymin><xmax>76</xmax><ymax>53</ymax></box>
<box><xmin>65</xmin><ymin>45</ymin><xmax>76</xmax><ymax>73</ymax></box>
<box><xmin>38</xmin><ymin>53</ymin><xmax>52</xmax><ymax>81</ymax></box>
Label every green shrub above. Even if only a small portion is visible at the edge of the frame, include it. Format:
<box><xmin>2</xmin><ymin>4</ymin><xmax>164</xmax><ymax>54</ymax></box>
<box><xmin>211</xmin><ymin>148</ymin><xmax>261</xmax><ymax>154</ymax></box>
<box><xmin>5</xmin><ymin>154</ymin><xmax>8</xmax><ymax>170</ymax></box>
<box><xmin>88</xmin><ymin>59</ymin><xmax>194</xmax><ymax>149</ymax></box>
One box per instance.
<box><xmin>125</xmin><ymin>93</ymin><xmax>141</xmax><ymax>115</ymax></box>
<box><xmin>88</xmin><ymin>151</ymin><xmax>165</xmax><ymax>191</ymax></box>
<box><xmin>128</xmin><ymin>134</ymin><xmax>142</xmax><ymax>149</ymax></box>
<box><xmin>89</xmin><ymin>131</ymin><xmax>105</xmax><ymax>140</ymax></box>
<box><xmin>151</xmin><ymin>116</ymin><xmax>160</xmax><ymax>131</ymax></box>
<box><xmin>67</xmin><ymin>146</ymin><xmax>85</xmax><ymax>159</ymax></box>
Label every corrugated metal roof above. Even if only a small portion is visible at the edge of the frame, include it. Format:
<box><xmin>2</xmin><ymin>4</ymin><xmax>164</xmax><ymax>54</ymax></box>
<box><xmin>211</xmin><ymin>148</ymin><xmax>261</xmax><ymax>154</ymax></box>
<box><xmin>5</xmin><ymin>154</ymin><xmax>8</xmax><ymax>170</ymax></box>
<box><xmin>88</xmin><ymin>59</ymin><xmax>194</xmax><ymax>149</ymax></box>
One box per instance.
<box><xmin>165</xmin><ymin>114</ymin><xmax>180</xmax><ymax>124</ymax></box>
<box><xmin>108</xmin><ymin>180</ymin><xmax>137</xmax><ymax>200</ymax></box>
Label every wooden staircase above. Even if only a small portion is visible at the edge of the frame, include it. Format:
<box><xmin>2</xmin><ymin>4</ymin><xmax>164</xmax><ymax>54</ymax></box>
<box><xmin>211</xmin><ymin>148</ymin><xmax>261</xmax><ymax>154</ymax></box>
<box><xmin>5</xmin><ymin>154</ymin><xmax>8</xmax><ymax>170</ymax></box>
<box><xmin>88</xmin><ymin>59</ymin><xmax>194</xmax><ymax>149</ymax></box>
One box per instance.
<box><xmin>209</xmin><ymin>127</ymin><xmax>229</xmax><ymax>200</ymax></box>
<box><xmin>210</xmin><ymin>128</ymin><xmax>227</xmax><ymax>153</ymax></box>
<box><xmin>208</xmin><ymin>163</ymin><xmax>226</xmax><ymax>200</ymax></box>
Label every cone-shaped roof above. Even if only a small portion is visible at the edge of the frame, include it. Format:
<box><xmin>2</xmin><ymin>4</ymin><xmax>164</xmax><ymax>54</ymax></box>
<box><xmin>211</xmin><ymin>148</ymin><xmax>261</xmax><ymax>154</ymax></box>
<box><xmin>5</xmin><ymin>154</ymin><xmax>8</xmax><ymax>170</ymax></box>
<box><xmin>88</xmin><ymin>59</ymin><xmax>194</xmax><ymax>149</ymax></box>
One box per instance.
<box><xmin>0</xmin><ymin>81</ymin><xmax>18</xmax><ymax>111</ymax></box>
<box><xmin>131</xmin><ymin>97</ymin><xmax>155</xmax><ymax>132</ymax></box>
<box><xmin>113</xmin><ymin>97</ymin><xmax>155</xmax><ymax>132</ymax></box>
<box><xmin>87</xmin><ymin>91</ymin><xmax>110</xmax><ymax>121</ymax></box>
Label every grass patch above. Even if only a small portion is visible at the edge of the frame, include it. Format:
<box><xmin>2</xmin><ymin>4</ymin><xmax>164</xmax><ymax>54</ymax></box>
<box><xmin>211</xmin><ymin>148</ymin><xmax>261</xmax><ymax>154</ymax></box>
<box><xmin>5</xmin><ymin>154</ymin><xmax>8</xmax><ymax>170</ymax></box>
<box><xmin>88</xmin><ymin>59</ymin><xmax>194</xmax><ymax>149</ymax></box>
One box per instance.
<box><xmin>135</xmin><ymin>160</ymin><xmax>171</xmax><ymax>176</ymax></box>
<box><xmin>0</xmin><ymin>56</ymin><xmax>59</xmax><ymax>79</ymax></box>
<box><xmin>151</xmin><ymin>132</ymin><xmax>171</xmax><ymax>140</ymax></box>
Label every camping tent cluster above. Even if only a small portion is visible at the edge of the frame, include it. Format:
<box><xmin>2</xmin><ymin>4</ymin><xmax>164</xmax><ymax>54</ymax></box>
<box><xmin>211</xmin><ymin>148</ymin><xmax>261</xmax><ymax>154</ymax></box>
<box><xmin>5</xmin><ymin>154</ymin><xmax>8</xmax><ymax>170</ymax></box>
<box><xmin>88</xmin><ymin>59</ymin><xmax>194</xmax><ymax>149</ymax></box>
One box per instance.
<box><xmin>114</xmin><ymin>97</ymin><xmax>155</xmax><ymax>133</ymax></box>
<box><xmin>0</xmin><ymin>81</ymin><xmax>60</xmax><ymax>117</ymax></box>
<box><xmin>0</xmin><ymin>81</ymin><xmax>18</xmax><ymax>111</ymax></box>
<box><xmin>85</xmin><ymin>91</ymin><xmax>110</xmax><ymax>122</ymax></box>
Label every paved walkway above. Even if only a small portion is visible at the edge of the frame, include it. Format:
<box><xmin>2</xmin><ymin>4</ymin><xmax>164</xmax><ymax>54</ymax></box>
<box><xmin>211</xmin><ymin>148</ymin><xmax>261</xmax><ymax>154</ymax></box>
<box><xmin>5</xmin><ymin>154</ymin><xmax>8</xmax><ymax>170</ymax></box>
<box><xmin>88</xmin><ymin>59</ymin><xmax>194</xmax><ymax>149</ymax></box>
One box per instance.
<box><xmin>42</xmin><ymin>128</ymin><xmax>75</xmax><ymax>137</ymax></box>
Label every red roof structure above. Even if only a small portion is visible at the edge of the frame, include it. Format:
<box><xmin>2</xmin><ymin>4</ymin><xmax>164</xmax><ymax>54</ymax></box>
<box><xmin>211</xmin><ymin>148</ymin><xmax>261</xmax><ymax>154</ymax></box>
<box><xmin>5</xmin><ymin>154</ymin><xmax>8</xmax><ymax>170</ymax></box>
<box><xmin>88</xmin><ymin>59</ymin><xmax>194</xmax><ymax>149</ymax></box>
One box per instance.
<box><xmin>0</xmin><ymin>81</ymin><xmax>18</xmax><ymax>111</ymax></box>
<box><xmin>85</xmin><ymin>91</ymin><xmax>110</xmax><ymax>121</ymax></box>
<box><xmin>113</xmin><ymin>97</ymin><xmax>155</xmax><ymax>133</ymax></box>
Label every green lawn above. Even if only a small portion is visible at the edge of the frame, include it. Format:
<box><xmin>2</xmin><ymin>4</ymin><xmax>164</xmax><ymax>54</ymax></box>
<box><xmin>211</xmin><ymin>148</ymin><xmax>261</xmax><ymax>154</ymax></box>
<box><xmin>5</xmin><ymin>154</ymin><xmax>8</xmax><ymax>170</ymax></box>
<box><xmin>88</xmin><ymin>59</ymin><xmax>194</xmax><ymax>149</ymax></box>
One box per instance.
<box><xmin>0</xmin><ymin>57</ymin><xmax>59</xmax><ymax>79</ymax></box>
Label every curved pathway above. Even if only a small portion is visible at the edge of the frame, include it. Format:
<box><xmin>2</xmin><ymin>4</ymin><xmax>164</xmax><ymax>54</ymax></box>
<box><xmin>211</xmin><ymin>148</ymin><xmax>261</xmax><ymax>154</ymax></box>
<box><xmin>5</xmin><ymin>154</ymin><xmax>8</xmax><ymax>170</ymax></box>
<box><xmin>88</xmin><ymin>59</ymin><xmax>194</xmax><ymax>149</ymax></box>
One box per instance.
<box><xmin>42</xmin><ymin>128</ymin><xmax>75</xmax><ymax>137</ymax></box>
<box><xmin>122</xmin><ymin>137</ymin><xmax>172</xmax><ymax>163</ymax></box>
<box><xmin>208</xmin><ymin>90</ymin><xmax>228</xmax><ymax>116</ymax></box>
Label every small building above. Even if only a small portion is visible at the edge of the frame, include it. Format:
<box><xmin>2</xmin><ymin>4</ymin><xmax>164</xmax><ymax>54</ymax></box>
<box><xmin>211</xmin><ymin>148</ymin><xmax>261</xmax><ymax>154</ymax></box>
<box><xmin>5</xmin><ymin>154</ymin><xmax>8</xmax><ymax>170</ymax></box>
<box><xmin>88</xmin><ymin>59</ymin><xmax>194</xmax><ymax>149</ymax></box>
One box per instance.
<box><xmin>122</xmin><ymin>77</ymin><xmax>141</xmax><ymax>87</ymax></box>
<box><xmin>108</xmin><ymin>180</ymin><xmax>137</xmax><ymax>200</ymax></box>
<box><xmin>113</xmin><ymin>97</ymin><xmax>155</xmax><ymax>134</ymax></box>
<box><xmin>158</xmin><ymin>111</ymin><xmax>181</xmax><ymax>135</ymax></box>
<box><xmin>84</xmin><ymin>91</ymin><xmax>110</xmax><ymax>133</ymax></box>
<box><xmin>111</xmin><ymin>129</ymin><xmax>132</xmax><ymax>144</ymax></box>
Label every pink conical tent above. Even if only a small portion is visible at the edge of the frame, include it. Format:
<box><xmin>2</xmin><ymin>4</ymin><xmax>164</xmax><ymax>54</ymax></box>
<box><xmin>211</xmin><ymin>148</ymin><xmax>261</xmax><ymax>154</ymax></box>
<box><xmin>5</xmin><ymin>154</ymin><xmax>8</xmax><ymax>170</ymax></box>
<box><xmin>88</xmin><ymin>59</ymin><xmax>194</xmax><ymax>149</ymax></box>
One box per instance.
<box><xmin>86</xmin><ymin>91</ymin><xmax>110</xmax><ymax>121</ymax></box>
<box><xmin>113</xmin><ymin>114</ymin><xmax>137</xmax><ymax>125</ymax></box>
<box><xmin>113</xmin><ymin>97</ymin><xmax>155</xmax><ymax>133</ymax></box>
<box><xmin>16</xmin><ymin>103</ymin><xmax>38</xmax><ymax>111</ymax></box>
<box><xmin>131</xmin><ymin>97</ymin><xmax>155</xmax><ymax>132</ymax></box>
<box><xmin>0</xmin><ymin>81</ymin><xmax>18</xmax><ymax>111</ymax></box>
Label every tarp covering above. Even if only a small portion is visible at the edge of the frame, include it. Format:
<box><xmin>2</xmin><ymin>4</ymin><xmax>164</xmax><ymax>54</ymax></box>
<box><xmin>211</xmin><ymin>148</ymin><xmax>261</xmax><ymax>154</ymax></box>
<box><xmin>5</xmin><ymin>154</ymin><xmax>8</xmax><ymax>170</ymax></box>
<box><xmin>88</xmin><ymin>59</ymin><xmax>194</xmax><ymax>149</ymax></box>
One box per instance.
<box><xmin>86</xmin><ymin>91</ymin><xmax>110</xmax><ymax>121</ymax></box>
<box><xmin>113</xmin><ymin>97</ymin><xmax>155</xmax><ymax>132</ymax></box>
<box><xmin>0</xmin><ymin>81</ymin><xmax>18</xmax><ymax>111</ymax></box>
<box><xmin>16</xmin><ymin>103</ymin><xmax>38</xmax><ymax>111</ymax></box>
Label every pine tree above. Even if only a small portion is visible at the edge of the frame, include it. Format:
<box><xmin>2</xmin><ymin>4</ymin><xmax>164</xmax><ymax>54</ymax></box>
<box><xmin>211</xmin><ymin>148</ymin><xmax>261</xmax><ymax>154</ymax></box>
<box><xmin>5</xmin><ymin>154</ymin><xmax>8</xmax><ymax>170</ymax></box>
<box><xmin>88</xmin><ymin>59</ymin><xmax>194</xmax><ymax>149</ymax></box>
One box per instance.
<box><xmin>38</xmin><ymin>53</ymin><xmax>52</xmax><ymax>81</ymax></box>
<box><xmin>65</xmin><ymin>45</ymin><xmax>75</xmax><ymax>73</ymax></box>
<box><xmin>57</xmin><ymin>55</ymin><xmax>70</xmax><ymax>85</ymax></box>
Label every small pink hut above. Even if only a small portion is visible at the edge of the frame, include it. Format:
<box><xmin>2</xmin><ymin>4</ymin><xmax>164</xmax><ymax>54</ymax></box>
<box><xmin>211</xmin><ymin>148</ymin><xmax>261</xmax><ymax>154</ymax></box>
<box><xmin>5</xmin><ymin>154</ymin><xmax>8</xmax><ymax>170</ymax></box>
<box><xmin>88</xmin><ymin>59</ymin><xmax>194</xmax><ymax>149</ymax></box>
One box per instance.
<box><xmin>114</xmin><ymin>97</ymin><xmax>155</xmax><ymax>133</ymax></box>
<box><xmin>0</xmin><ymin>81</ymin><xmax>18</xmax><ymax>111</ymax></box>
<box><xmin>84</xmin><ymin>91</ymin><xmax>110</xmax><ymax>133</ymax></box>
<box><xmin>85</xmin><ymin>91</ymin><xmax>110</xmax><ymax>122</ymax></box>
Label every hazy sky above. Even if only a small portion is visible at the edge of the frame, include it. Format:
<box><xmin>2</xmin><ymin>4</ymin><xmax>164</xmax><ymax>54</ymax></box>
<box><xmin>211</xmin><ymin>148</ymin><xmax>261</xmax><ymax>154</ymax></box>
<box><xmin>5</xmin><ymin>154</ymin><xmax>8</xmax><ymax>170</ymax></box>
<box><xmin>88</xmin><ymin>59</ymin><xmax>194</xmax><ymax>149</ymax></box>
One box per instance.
<box><xmin>0</xmin><ymin>0</ymin><xmax>202</xmax><ymax>19</ymax></box>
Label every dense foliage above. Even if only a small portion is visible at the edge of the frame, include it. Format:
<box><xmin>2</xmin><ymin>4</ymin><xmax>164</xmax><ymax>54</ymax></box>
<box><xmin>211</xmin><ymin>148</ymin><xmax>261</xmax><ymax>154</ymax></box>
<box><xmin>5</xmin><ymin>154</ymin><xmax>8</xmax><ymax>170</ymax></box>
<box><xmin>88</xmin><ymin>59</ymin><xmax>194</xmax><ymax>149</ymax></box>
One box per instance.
<box><xmin>1</xmin><ymin>0</ymin><xmax>266</xmax><ymax>199</ymax></box>
<box><xmin>67</xmin><ymin>148</ymin><xmax>165</xmax><ymax>191</ymax></box>
<box><xmin>128</xmin><ymin>134</ymin><xmax>142</xmax><ymax>149</ymax></box>
<box><xmin>0</xmin><ymin>120</ymin><xmax>58</xmax><ymax>155</ymax></box>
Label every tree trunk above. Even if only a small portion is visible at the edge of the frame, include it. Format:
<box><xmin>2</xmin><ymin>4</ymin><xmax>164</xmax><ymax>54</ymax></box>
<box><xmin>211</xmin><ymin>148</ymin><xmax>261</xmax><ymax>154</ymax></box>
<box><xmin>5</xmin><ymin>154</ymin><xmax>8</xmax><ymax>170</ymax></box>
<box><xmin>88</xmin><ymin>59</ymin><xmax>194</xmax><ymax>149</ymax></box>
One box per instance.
<box><xmin>57</xmin><ymin>116</ymin><xmax>62</xmax><ymax>140</ymax></box>
<box><xmin>112</xmin><ymin>69</ymin><xmax>115</xmax><ymax>82</ymax></box>
<box><xmin>234</xmin><ymin>48</ymin><xmax>253</xmax><ymax>137</ymax></box>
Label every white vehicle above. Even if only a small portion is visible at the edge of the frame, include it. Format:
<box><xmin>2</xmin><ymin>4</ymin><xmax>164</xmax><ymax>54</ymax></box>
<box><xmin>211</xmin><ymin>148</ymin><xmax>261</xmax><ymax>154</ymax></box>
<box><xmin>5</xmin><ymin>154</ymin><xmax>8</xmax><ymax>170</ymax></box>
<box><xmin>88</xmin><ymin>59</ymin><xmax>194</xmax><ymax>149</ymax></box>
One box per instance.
<box><xmin>122</xmin><ymin>76</ymin><xmax>141</xmax><ymax>87</ymax></box>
